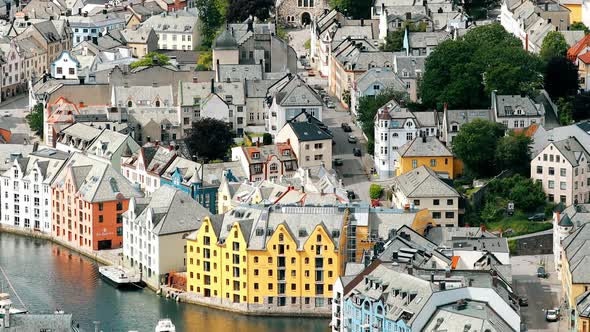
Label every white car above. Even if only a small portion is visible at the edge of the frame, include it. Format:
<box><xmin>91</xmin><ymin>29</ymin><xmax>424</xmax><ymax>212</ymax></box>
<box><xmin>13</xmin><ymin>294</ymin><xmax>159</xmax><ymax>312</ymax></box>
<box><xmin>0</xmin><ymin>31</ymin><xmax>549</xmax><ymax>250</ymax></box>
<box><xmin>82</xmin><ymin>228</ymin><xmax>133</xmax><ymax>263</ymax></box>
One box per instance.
<box><xmin>545</xmin><ymin>309</ymin><xmax>559</xmax><ymax>322</ymax></box>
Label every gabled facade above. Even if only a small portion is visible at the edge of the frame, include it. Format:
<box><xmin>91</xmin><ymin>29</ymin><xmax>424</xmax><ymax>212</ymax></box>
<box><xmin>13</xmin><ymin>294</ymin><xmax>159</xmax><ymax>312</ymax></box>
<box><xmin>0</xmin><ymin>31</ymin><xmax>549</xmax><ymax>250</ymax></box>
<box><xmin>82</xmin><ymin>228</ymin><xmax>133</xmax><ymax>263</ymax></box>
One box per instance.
<box><xmin>531</xmin><ymin>136</ymin><xmax>590</xmax><ymax>205</ymax></box>
<box><xmin>51</xmin><ymin>153</ymin><xmax>143</xmax><ymax>251</ymax></box>
<box><xmin>394</xmin><ymin>136</ymin><xmax>459</xmax><ymax>179</ymax></box>
<box><xmin>121</xmin><ymin>144</ymin><xmax>178</xmax><ymax>194</ymax></box>
<box><xmin>0</xmin><ymin>148</ymin><xmax>69</xmax><ymax>233</ymax></box>
<box><xmin>276</xmin><ymin>120</ymin><xmax>333</xmax><ymax>170</ymax></box>
<box><xmin>50</xmin><ymin>50</ymin><xmax>80</xmax><ymax>79</ymax></box>
<box><xmin>231</xmin><ymin>143</ymin><xmax>299</xmax><ymax>182</ymax></box>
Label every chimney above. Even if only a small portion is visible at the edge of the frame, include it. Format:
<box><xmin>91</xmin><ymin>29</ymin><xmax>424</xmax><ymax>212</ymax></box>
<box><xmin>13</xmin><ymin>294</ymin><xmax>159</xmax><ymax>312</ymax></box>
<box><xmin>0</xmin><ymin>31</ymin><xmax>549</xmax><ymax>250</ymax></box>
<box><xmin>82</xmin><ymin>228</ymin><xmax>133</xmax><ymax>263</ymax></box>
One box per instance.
<box><xmin>407</xmin><ymin>266</ymin><xmax>413</xmax><ymax>275</ymax></box>
<box><xmin>439</xmin><ymin>281</ymin><xmax>446</xmax><ymax>291</ymax></box>
<box><xmin>480</xmin><ymin>224</ymin><xmax>486</xmax><ymax>232</ymax></box>
<box><xmin>210</xmin><ymin>78</ymin><xmax>215</xmax><ymax>93</ymax></box>
<box><xmin>32</xmin><ymin>142</ymin><xmax>39</xmax><ymax>152</ymax></box>
<box><xmin>430</xmin><ymin>272</ymin><xmax>434</xmax><ymax>283</ymax></box>
<box><xmin>361</xmin><ymin>19</ymin><xmax>364</xmax><ymax>26</ymax></box>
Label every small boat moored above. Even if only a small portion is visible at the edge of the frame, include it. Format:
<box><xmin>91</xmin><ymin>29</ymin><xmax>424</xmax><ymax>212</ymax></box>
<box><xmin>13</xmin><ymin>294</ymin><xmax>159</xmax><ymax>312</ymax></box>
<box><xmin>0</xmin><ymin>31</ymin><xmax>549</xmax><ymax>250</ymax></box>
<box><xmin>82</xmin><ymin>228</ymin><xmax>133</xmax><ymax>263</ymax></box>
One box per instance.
<box><xmin>98</xmin><ymin>266</ymin><xmax>143</xmax><ymax>289</ymax></box>
<box><xmin>155</xmin><ymin>318</ymin><xmax>176</xmax><ymax>332</ymax></box>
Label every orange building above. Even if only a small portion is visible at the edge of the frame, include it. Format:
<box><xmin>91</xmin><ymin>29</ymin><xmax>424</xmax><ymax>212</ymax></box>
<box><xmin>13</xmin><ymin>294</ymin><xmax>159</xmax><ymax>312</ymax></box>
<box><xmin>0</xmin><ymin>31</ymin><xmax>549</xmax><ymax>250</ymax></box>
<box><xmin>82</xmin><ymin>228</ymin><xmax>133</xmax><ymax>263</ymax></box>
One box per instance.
<box><xmin>51</xmin><ymin>152</ymin><xmax>142</xmax><ymax>250</ymax></box>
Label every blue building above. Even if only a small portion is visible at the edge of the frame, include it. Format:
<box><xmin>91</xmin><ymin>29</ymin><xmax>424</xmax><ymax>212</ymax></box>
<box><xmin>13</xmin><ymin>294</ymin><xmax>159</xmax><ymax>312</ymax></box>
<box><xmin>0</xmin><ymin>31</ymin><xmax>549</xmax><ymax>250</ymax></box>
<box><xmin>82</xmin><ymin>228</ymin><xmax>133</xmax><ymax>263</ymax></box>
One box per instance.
<box><xmin>160</xmin><ymin>156</ymin><xmax>244</xmax><ymax>214</ymax></box>
<box><xmin>68</xmin><ymin>12</ymin><xmax>126</xmax><ymax>45</ymax></box>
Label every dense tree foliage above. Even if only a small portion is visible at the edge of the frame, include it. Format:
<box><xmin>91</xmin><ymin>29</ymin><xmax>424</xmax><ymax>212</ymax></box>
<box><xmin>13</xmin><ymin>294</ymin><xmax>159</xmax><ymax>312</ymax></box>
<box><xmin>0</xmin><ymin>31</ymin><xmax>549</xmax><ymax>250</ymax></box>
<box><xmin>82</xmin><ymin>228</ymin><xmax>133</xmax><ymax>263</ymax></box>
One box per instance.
<box><xmin>356</xmin><ymin>89</ymin><xmax>409</xmax><ymax>154</ymax></box>
<box><xmin>419</xmin><ymin>24</ymin><xmax>543</xmax><ymax>109</ymax></box>
<box><xmin>556</xmin><ymin>96</ymin><xmax>574</xmax><ymax>125</ymax></box>
<box><xmin>26</xmin><ymin>103</ymin><xmax>44</xmax><ymax>137</ymax></box>
<box><xmin>452</xmin><ymin>119</ymin><xmax>505</xmax><ymax>177</ymax></box>
<box><xmin>187</xmin><ymin>118</ymin><xmax>234</xmax><ymax>160</ymax></box>
<box><xmin>196</xmin><ymin>51</ymin><xmax>212</xmax><ymax>71</ymax></box>
<box><xmin>486</xmin><ymin>175</ymin><xmax>546</xmax><ymax>212</ymax></box>
<box><xmin>540</xmin><ymin>31</ymin><xmax>569</xmax><ymax>62</ymax></box>
<box><xmin>573</xmin><ymin>92</ymin><xmax>590</xmax><ymax>121</ymax></box>
<box><xmin>130</xmin><ymin>52</ymin><xmax>171</xmax><ymax>69</ymax></box>
<box><xmin>227</xmin><ymin>0</ymin><xmax>274</xmax><ymax>22</ymax></box>
<box><xmin>263</xmin><ymin>133</ymin><xmax>273</xmax><ymax>145</ymax></box>
<box><xmin>328</xmin><ymin>0</ymin><xmax>371</xmax><ymax>19</ymax></box>
<box><xmin>571</xmin><ymin>22</ymin><xmax>589</xmax><ymax>34</ymax></box>
<box><xmin>544</xmin><ymin>56</ymin><xmax>579</xmax><ymax>99</ymax></box>
<box><xmin>196</xmin><ymin>0</ymin><xmax>224</xmax><ymax>48</ymax></box>
<box><xmin>495</xmin><ymin>133</ymin><xmax>532</xmax><ymax>176</ymax></box>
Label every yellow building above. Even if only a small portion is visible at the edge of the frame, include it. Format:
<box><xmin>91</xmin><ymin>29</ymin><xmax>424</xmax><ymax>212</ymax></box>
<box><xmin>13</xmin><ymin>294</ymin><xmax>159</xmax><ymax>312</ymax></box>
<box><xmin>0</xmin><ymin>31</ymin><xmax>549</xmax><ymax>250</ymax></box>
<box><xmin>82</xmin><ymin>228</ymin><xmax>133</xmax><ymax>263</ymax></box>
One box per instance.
<box><xmin>563</xmin><ymin>2</ymin><xmax>582</xmax><ymax>22</ymax></box>
<box><xmin>186</xmin><ymin>204</ymin><xmax>430</xmax><ymax>315</ymax></box>
<box><xmin>561</xmin><ymin>223</ymin><xmax>590</xmax><ymax>330</ymax></box>
<box><xmin>394</xmin><ymin>136</ymin><xmax>461</xmax><ymax>179</ymax></box>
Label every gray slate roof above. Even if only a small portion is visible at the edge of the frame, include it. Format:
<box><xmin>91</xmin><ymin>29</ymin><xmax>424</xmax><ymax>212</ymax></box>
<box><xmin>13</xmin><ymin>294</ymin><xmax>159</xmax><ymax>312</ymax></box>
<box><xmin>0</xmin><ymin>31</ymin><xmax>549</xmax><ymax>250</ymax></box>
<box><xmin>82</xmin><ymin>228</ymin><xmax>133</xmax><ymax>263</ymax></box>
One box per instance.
<box><xmin>563</xmin><ymin>222</ymin><xmax>590</xmax><ymax>283</ymax></box>
<box><xmin>551</xmin><ymin>137</ymin><xmax>590</xmax><ymax>167</ymax></box>
<box><xmin>391</xmin><ymin>165</ymin><xmax>459</xmax><ymax>198</ymax></box>
<box><xmin>285</xmin><ymin>121</ymin><xmax>332</xmax><ymax>142</ymax></box>
<box><xmin>493</xmin><ymin>93</ymin><xmax>544</xmax><ymax>117</ymax></box>
<box><xmin>355</xmin><ymin>67</ymin><xmax>406</xmax><ymax>94</ymax></box>
<box><xmin>397</xmin><ymin>136</ymin><xmax>452</xmax><ymax>157</ymax></box>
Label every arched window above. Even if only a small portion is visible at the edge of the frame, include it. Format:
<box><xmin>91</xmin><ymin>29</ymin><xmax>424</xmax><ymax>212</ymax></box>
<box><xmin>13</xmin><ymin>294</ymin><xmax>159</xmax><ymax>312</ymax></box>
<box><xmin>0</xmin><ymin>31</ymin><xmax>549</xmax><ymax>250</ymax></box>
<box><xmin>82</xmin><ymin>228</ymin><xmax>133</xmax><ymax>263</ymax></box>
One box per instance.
<box><xmin>298</xmin><ymin>0</ymin><xmax>302</xmax><ymax>6</ymax></box>
<box><xmin>279</xmin><ymin>233</ymin><xmax>284</xmax><ymax>241</ymax></box>
<box><xmin>316</xmin><ymin>234</ymin><xmax>321</xmax><ymax>242</ymax></box>
<box><xmin>127</xmin><ymin>100</ymin><xmax>133</xmax><ymax>107</ymax></box>
<box><xmin>155</xmin><ymin>100</ymin><xmax>161</xmax><ymax>107</ymax></box>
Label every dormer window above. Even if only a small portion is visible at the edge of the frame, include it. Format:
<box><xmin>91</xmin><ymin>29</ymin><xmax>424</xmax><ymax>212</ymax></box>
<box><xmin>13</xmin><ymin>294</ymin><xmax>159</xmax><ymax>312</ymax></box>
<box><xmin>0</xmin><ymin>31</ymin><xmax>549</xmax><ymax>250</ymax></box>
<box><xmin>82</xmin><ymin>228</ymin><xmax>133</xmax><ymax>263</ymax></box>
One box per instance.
<box><xmin>13</xmin><ymin>167</ymin><xmax>18</xmax><ymax>178</ymax></box>
<box><xmin>282</xmin><ymin>149</ymin><xmax>290</xmax><ymax>156</ymax></box>
<box><xmin>251</xmin><ymin>152</ymin><xmax>260</xmax><ymax>159</ymax></box>
<box><xmin>515</xmin><ymin>106</ymin><xmax>524</xmax><ymax>115</ymax></box>
<box><xmin>225</xmin><ymin>95</ymin><xmax>233</xmax><ymax>103</ymax></box>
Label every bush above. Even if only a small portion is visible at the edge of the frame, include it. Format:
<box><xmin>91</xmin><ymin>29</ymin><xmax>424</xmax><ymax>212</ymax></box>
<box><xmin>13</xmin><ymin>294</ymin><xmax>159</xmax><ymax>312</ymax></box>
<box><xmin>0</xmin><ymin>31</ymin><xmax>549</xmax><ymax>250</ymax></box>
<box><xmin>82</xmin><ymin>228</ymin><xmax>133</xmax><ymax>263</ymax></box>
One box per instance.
<box><xmin>369</xmin><ymin>184</ymin><xmax>383</xmax><ymax>199</ymax></box>
<box><xmin>263</xmin><ymin>133</ymin><xmax>272</xmax><ymax>145</ymax></box>
<box><xmin>304</xmin><ymin>39</ymin><xmax>311</xmax><ymax>50</ymax></box>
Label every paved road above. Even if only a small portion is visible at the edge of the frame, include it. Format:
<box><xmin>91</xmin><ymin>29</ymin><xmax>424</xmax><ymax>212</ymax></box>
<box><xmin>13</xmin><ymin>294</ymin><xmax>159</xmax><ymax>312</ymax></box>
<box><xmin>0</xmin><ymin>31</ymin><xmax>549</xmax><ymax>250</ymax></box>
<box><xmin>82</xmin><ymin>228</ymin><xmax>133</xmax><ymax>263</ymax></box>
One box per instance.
<box><xmin>512</xmin><ymin>254</ymin><xmax>568</xmax><ymax>332</ymax></box>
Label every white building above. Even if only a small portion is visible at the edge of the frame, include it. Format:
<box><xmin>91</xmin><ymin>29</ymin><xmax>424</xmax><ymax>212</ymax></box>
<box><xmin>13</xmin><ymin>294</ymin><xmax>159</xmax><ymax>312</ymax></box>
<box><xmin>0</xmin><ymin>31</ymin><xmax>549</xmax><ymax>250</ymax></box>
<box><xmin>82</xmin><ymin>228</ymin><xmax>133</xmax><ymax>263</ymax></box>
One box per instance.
<box><xmin>123</xmin><ymin>185</ymin><xmax>209</xmax><ymax>288</ymax></box>
<box><xmin>491</xmin><ymin>91</ymin><xmax>545</xmax><ymax>129</ymax></box>
<box><xmin>531</xmin><ymin>136</ymin><xmax>590</xmax><ymax>206</ymax></box>
<box><xmin>141</xmin><ymin>13</ymin><xmax>200</xmax><ymax>50</ymax></box>
<box><xmin>351</xmin><ymin>67</ymin><xmax>407</xmax><ymax>117</ymax></box>
<box><xmin>373</xmin><ymin>99</ymin><xmax>438</xmax><ymax>178</ymax></box>
<box><xmin>552</xmin><ymin>204</ymin><xmax>590</xmax><ymax>280</ymax></box>
<box><xmin>266</xmin><ymin>74</ymin><xmax>323</xmax><ymax>136</ymax></box>
<box><xmin>121</xmin><ymin>145</ymin><xmax>178</xmax><ymax>194</ymax></box>
<box><xmin>0</xmin><ymin>148</ymin><xmax>69</xmax><ymax>233</ymax></box>
<box><xmin>50</xmin><ymin>51</ymin><xmax>80</xmax><ymax>80</ymax></box>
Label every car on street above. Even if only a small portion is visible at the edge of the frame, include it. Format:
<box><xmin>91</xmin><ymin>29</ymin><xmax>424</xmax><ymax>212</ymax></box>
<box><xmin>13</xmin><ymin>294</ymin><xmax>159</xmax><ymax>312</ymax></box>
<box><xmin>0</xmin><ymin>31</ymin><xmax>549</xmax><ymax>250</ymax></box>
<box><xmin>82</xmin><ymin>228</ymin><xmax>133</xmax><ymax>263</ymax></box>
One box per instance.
<box><xmin>353</xmin><ymin>148</ymin><xmax>361</xmax><ymax>156</ymax></box>
<box><xmin>333</xmin><ymin>158</ymin><xmax>343</xmax><ymax>166</ymax></box>
<box><xmin>528</xmin><ymin>213</ymin><xmax>546</xmax><ymax>221</ymax></box>
<box><xmin>327</xmin><ymin>101</ymin><xmax>335</xmax><ymax>108</ymax></box>
<box><xmin>341</xmin><ymin>123</ymin><xmax>352</xmax><ymax>132</ymax></box>
<box><xmin>348</xmin><ymin>135</ymin><xmax>357</xmax><ymax>144</ymax></box>
<box><xmin>347</xmin><ymin>190</ymin><xmax>356</xmax><ymax>200</ymax></box>
<box><xmin>518</xmin><ymin>297</ymin><xmax>528</xmax><ymax>307</ymax></box>
<box><xmin>537</xmin><ymin>266</ymin><xmax>548</xmax><ymax>278</ymax></box>
<box><xmin>545</xmin><ymin>309</ymin><xmax>559</xmax><ymax>322</ymax></box>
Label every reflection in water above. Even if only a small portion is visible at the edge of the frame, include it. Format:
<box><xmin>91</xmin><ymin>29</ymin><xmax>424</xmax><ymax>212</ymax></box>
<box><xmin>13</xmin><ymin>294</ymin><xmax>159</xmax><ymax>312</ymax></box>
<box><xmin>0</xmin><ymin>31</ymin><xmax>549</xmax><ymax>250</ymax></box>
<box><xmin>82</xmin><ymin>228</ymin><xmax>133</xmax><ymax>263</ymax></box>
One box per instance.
<box><xmin>0</xmin><ymin>233</ymin><xmax>329</xmax><ymax>331</ymax></box>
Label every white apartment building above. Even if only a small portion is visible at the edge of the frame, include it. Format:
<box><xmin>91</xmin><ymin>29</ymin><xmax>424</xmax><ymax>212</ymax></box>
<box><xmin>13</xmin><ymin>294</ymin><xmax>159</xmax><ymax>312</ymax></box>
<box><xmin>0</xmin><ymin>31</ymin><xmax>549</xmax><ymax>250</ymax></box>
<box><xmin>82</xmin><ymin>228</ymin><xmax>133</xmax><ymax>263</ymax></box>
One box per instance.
<box><xmin>0</xmin><ymin>148</ymin><xmax>69</xmax><ymax>233</ymax></box>
<box><xmin>141</xmin><ymin>13</ymin><xmax>200</xmax><ymax>50</ymax></box>
<box><xmin>531</xmin><ymin>136</ymin><xmax>590</xmax><ymax>206</ymax></box>
<box><xmin>123</xmin><ymin>185</ymin><xmax>209</xmax><ymax>288</ymax></box>
<box><xmin>373</xmin><ymin>99</ymin><xmax>438</xmax><ymax>178</ymax></box>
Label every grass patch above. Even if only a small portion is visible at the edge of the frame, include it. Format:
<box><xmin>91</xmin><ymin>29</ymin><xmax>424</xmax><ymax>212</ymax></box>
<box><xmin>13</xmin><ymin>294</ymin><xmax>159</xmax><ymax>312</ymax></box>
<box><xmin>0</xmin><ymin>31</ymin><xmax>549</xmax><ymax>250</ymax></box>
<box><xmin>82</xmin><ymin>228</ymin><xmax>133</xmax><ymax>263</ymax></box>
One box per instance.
<box><xmin>485</xmin><ymin>213</ymin><xmax>552</xmax><ymax>237</ymax></box>
<box><xmin>508</xmin><ymin>239</ymin><xmax>517</xmax><ymax>255</ymax></box>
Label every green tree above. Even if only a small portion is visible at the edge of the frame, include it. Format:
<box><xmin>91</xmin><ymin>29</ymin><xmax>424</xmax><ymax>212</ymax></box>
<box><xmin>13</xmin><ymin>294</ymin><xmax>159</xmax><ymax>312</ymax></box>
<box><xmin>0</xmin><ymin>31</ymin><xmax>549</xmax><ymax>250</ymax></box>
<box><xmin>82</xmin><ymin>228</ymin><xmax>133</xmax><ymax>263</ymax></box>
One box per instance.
<box><xmin>571</xmin><ymin>22</ymin><xmax>589</xmax><ymax>34</ymax></box>
<box><xmin>544</xmin><ymin>56</ymin><xmax>579</xmax><ymax>99</ymax></box>
<box><xmin>186</xmin><ymin>118</ymin><xmax>234</xmax><ymax>160</ymax></box>
<box><xmin>130</xmin><ymin>52</ymin><xmax>171</xmax><ymax>69</ymax></box>
<box><xmin>495</xmin><ymin>133</ymin><xmax>532</xmax><ymax>176</ymax></box>
<box><xmin>556</xmin><ymin>96</ymin><xmax>574</xmax><ymax>125</ymax></box>
<box><xmin>540</xmin><ymin>31</ymin><xmax>569</xmax><ymax>62</ymax></box>
<box><xmin>573</xmin><ymin>91</ymin><xmax>590</xmax><ymax>120</ymax></box>
<box><xmin>420</xmin><ymin>24</ymin><xmax>543</xmax><ymax>109</ymax></box>
<box><xmin>196</xmin><ymin>51</ymin><xmax>212</xmax><ymax>71</ymax></box>
<box><xmin>452</xmin><ymin>119</ymin><xmax>505</xmax><ymax>177</ymax></box>
<box><xmin>369</xmin><ymin>184</ymin><xmax>383</xmax><ymax>199</ymax></box>
<box><xmin>262</xmin><ymin>133</ymin><xmax>272</xmax><ymax>145</ymax></box>
<box><xmin>328</xmin><ymin>0</ymin><xmax>371</xmax><ymax>19</ymax></box>
<box><xmin>26</xmin><ymin>103</ymin><xmax>44</xmax><ymax>137</ymax></box>
<box><xmin>227</xmin><ymin>0</ymin><xmax>274</xmax><ymax>22</ymax></box>
<box><xmin>196</xmin><ymin>0</ymin><xmax>224</xmax><ymax>48</ymax></box>
<box><xmin>487</xmin><ymin>175</ymin><xmax>546</xmax><ymax>212</ymax></box>
<box><xmin>356</xmin><ymin>88</ymin><xmax>409</xmax><ymax>155</ymax></box>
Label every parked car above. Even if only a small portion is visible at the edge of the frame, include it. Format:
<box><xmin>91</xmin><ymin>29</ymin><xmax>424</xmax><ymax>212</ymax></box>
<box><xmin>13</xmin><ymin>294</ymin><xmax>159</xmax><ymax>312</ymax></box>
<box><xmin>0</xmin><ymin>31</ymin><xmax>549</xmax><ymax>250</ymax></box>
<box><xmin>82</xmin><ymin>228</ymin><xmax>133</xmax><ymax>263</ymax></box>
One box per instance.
<box><xmin>537</xmin><ymin>266</ymin><xmax>548</xmax><ymax>278</ymax></box>
<box><xmin>545</xmin><ymin>309</ymin><xmax>559</xmax><ymax>322</ymax></box>
<box><xmin>327</xmin><ymin>101</ymin><xmax>335</xmax><ymax>108</ymax></box>
<box><xmin>518</xmin><ymin>297</ymin><xmax>529</xmax><ymax>307</ymax></box>
<box><xmin>341</xmin><ymin>123</ymin><xmax>352</xmax><ymax>132</ymax></box>
<box><xmin>347</xmin><ymin>190</ymin><xmax>356</xmax><ymax>200</ymax></box>
<box><xmin>528</xmin><ymin>213</ymin><xmax>546</xmax><ymax>221</ymax></box>
<box><xmin>353</xmin><ymin>148</ymin><xmax>362</xmax><ymax>157</ymax></box>
<box><xmin>348</xmin><ymin>135</ymin><xmax>357</xmax><ymax>144</ymax></box>
<box><xmin>333</xmin><ymin>158</ymin><xmax>343</xmax><ymax>166</ymax></box>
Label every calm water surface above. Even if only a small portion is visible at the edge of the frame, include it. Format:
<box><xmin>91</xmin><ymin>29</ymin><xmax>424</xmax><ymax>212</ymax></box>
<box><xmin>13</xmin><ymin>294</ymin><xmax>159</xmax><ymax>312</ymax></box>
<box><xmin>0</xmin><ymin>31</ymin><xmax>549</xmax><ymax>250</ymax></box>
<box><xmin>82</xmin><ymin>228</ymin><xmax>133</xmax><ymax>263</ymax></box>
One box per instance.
<box><xmin>0</xmin><ymin>232</ymin><xmax>330</xmax><ymax>332</ymax></box>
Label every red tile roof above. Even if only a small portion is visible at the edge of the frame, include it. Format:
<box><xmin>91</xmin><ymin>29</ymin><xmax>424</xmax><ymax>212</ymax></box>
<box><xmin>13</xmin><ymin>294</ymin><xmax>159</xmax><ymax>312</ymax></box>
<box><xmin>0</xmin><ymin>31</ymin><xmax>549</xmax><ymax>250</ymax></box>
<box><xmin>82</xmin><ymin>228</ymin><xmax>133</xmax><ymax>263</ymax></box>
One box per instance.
<box><xmin>568</xmin><ymin>34</ymin><xmax>590</xmax><ymax>61</ymax></box>
<box><xmin>580</xmin><ymin>51</ymin><xmax>590</xmax><ymax>64</ymax></box>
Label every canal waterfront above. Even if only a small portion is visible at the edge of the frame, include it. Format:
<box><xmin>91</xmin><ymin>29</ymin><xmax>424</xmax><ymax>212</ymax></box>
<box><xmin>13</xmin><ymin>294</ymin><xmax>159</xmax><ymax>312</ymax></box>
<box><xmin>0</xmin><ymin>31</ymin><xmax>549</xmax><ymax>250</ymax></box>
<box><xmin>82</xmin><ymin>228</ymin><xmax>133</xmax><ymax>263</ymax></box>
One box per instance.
<box><xmin>0</xmin><ymin>232</ymin><xmax>330</xmax><ymax>332</ymax></box>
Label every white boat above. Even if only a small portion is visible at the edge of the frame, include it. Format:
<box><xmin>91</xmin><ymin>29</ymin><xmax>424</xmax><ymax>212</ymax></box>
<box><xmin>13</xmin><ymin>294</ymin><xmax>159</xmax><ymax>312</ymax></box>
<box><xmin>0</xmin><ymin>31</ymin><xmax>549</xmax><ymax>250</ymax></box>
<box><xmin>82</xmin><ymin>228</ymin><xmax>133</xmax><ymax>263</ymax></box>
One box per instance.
<box><xmin>98</xmin><ymin>266</ymin><xmax>142</xmax><ymax>289</ymax></box>
<box><xmin>0</xmin><ymin>293</ymin><xmax>27</xmax><ymax>316</ymax></box>
<box><xmin>155</xmin><ymin>319</ymin><xmax>176</xmax><ymax>332</ymax></box>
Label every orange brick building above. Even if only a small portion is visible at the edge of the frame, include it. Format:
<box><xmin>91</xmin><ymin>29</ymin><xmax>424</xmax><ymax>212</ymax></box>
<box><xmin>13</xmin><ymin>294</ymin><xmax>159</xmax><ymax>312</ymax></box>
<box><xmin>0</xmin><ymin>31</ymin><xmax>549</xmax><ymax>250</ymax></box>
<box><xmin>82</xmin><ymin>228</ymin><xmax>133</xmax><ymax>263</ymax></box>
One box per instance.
<box><xmin>51</xmin><ymin>152</ymin><xmax>142</xmax><ymax>250</ymax></box>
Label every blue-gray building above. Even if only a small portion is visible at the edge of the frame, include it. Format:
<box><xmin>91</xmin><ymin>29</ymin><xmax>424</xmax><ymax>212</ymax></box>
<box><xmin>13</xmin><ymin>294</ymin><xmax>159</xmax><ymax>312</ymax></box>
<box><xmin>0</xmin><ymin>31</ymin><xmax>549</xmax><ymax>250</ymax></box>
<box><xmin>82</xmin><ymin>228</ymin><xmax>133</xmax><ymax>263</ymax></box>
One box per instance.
<box><xmin>68</xmin><ymin>12</ymin><xmax>126</xmax><ymax>45</ymax></box>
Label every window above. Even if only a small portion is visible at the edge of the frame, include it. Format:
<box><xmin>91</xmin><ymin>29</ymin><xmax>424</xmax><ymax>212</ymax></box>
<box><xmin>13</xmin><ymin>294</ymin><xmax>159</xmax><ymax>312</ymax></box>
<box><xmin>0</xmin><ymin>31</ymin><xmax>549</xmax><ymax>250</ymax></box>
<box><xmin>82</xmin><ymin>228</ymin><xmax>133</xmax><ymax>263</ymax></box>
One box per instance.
<box><xmin>56</xmin><ymin>67</ymin><xmax>62</xmax><ymax>74</ymax></box>
<box><xmin>561</xmin><ymin>168</ymin><xmax>566</xmax><ymax>176</ymax></box>
<box><xmin>413</xmin><ymin>199</ymin><xmax>420</xmax><ymax>206</ymax></box>
<box><xmin>445</xmin><ymin>212</ymin><xmax>454</xmax><ymax>219</ymax></box>
<box><xmin>433</xmin><ymin>199</ymin><xmax>440</xmax><ymax>205</ymax></box>
<box><xmin>406</xmin><ymin>133</ymin><xmax>413</xmax><ymax>141</ymax></box>
<box><xmin>430</xmin><ymin>159</ymin><xmax>437</xmax><ymax>167</ymax></box>
<box><xmin>98</xmin><ymin>203</ymin><xmax>104</xmax><ymax>211</ymax></box>
<box><xmin>432</xmin><ymin>212</ymin><xmax>441</xmax><ymax>219</ymax></box>
<box><xmin>69</xmin><ymin>68</ymin><xmax>75</xmax><ymax>75</ymax></box>
<box><xmin>447</xmin><ymin>199</ymin><xmax>453</xmax><ymax>205</ymax></box>
<box><xmin>314</xmin><ymin>143</ymin><xmax>323</xmax><ymax>149</ymax></box>
<box><xmin>549</xmin><ymin>167</ymin><xmax>555</xmax><ymax>175</ymax></box>
<box><xmin>560</xmin><ymin>182</ymin><xmax>567</xmax><ymax>190</ymax></box>
<box><xmin>548</xmin><ymin>180</ymin><xmax>555</xmax><ymax>189</ymax></box>
<box><xmin>412</xmin><ymin>160</ymin><xmax>417</xmax><ymax>168</ymax></box>
<box><xmin>537</xmin><ymin>166</ymin><xmax>543</xmax><ymax>174</ymax></box>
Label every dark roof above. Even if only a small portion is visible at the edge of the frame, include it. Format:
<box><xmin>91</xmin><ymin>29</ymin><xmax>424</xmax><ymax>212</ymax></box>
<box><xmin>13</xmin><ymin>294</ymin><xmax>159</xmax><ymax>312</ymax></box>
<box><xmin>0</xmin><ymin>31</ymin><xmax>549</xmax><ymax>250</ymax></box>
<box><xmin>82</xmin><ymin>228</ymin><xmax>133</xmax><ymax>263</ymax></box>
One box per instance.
<box><xmin>559</xmin><ymin>214</ymin><xmax>574</xmax><ymax>227</ymax></box>
<box><xmin>288</xmin><ymin>121</ymin><xmax>332</xmax><ymax>141</ymax></box>
<box><xmin>213</xmin><ymin>28</ymin><xmax>238</xmax><ymax>49</ymax></box>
